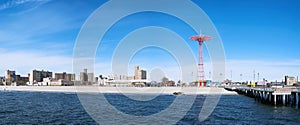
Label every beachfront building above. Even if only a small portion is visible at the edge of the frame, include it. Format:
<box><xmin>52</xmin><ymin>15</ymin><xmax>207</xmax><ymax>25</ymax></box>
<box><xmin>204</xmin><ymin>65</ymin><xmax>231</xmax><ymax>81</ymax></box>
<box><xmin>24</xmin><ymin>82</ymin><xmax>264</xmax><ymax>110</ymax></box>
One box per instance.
<box><xmin>15</xmin><ymin>75</ymin><xmax>29</xmax><ymax>85</ymax></box>
<box><xmin>104</xmin><ymin>66</ymin><xmax>148</xmax><ymax>87</ymax></box>
<box><xmin>5</xmin><ymin>70</ymin><xmax>29</xmax><ymax>85</ymax></box>
<box><xmin>285</xmin><ymin>76</ymin><xmax>297</xmax><ymax>86</ymax></box>
<box><xmin>29</xmin><ymin>69</ymin><xmax>52</xmax><ymax>83</ymax></box>
<box><xmin>42</xmin><ymin>77</ymin><xmax>64</xmax><ymax>86</ymax></box>
<box><xmin>80</xmin><ymin>69</ymin><xmax>88</xmax><ymax>82</ymax></box>
<box><xmin>88</xmin><ymin>73</ymin><xmax>94</xmax><ymax>82</ymax></box>
<box><xmin>0</xmin><ymin>76</ymin><xmax>4</xmax><ymax>85</ymax></box>
<box><xmin>55</xmin><ymin>72</ymin><xmax>75</xmax><ymax>81</ymax></box>
<box><xmin>5</xmin><ymin>70</ymin><xmax>16</xmax><ymax>85</ymax></box>
<box><xmin>80</xmin><ymin>69</ymin><xmax>94</xmax><ymax>82</ymax></box>
<box><xmin>97</xmin><ymin>75</ymin><xmax>108</xmax><ymax>86</ymax></box>
<box><xmin>134</xmin><ymin>66</ymin><xmax>147</xmax><ymax>80</ymax></box>
<box><xmin>110</xmin><ymin>75</ymin><xmax>134</xmax><ymax>80</ymax></box>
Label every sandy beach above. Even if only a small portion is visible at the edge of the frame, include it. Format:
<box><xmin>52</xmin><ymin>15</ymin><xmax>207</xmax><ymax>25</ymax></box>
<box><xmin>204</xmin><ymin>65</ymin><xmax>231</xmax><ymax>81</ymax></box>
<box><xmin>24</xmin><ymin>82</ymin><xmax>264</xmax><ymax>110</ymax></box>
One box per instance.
<box><xmin>0</xmin><ymin>86</ymin><xmax>237</xmax><ymax>95</ymax></box>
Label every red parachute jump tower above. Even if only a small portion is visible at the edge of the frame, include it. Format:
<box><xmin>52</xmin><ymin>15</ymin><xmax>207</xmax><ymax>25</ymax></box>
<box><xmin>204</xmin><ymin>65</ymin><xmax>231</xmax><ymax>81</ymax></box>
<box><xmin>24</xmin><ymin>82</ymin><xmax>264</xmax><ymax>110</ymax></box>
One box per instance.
<box><xmin>190</xmin><ymin>32</ymin><xmax>211</xmax><ymax>87</ymax></box>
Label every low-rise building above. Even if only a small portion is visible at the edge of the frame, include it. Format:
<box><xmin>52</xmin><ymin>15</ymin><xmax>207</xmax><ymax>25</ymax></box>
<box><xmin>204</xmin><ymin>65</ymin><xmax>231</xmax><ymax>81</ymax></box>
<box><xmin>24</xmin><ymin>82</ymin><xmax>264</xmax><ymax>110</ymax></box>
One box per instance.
<box><xmin>285</xmin><ymin>76</ymin><xmax>297</xmax><ymax>85</ymax></box>
<box><xmin>42</xmin><ymin>77</ymin><xmax>64</xmax><ymax>86</ymax></box>
<box><xmin>0</xmin><ymin>76</ymin><xmax>4</xmax><ymax>85</ymax></box>
<box><xmin>15</xmin><ymin>75</ymin><xmax>29</xmax><ymax>85</ymax></box>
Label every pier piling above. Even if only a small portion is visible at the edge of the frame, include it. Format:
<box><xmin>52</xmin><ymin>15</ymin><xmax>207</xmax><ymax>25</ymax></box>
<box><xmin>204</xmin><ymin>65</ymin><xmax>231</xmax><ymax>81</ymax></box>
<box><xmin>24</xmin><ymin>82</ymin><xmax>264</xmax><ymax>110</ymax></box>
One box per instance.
<box><xmin>224</xmin><ymin>86</ymin><xmax>300</xmax><ymax>106</ymax></box>
<box><xmin>296</xmin><ymin>93</ymin><xmax>299</xmax><ymax>108</ymax></box>
<box><xmin>274</xmin><ymin>95</ymin><xmax>277</xmax><ymax>105</ymax></box>
<box><xmin>283</xmin><ymin>95</ymin><xmax>286</xmax><ymax>105</ymax></box>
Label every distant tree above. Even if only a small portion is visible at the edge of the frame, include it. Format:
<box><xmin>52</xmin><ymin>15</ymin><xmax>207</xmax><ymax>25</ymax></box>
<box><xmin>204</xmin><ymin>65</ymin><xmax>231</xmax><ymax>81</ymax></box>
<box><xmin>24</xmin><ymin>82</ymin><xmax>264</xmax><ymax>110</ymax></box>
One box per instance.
<box><xmin>177</xmin><ymin>80</ymin><xmax>181</xmax><ymax>87</ymax></box>
<box><xmin>167</xmin><ymin>80</ymin><xmax>175</xmax><ymax>86</ymax></box>
<box><xmin>161</xmin><ymin>77</ymin><xmax>169</xmax><ymax>86</ymax></box>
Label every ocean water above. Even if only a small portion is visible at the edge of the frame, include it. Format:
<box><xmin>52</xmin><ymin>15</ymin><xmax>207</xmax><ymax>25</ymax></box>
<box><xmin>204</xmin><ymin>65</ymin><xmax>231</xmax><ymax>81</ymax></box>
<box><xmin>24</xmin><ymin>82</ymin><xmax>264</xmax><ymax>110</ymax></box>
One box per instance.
<box><xmin>0</xmin><ymin>91</ymin><xmax>300</xmax><ymax>124</ymax></box>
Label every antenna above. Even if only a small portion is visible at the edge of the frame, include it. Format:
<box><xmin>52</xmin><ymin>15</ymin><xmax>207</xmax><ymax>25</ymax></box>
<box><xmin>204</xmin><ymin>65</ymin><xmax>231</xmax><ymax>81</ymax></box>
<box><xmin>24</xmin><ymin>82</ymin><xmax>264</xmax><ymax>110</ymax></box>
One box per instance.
<box><xmin>253</xmin><ymin>70</ymin><xmax>255</xmax><ymax>82</ymax></box>
<box><xmin>230</xmin><ymin>70</ymin><xmax>232</xmax><ymax>80</ymax></box>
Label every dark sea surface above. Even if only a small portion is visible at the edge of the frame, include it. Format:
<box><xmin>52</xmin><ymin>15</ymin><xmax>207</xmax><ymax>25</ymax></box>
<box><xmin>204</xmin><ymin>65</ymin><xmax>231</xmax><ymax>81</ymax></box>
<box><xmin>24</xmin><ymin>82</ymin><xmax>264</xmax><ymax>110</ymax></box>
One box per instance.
<box><xmin>0</xmin><ymin>91</ymin><xmax>300</xmax><ymax>124</ymax></box>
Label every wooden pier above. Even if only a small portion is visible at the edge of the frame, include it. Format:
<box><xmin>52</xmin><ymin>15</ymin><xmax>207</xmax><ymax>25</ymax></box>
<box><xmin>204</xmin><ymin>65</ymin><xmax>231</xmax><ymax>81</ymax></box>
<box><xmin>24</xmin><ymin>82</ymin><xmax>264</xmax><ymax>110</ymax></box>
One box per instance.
<box><xmin>291</xmin><ymin>89</ymin><xmax>300</xmax><ymax>107</ymax></box>
<box><xmin>225</xmin><ymin>86</ymin><xmax>300</xmax><ymax>107</ymax></box>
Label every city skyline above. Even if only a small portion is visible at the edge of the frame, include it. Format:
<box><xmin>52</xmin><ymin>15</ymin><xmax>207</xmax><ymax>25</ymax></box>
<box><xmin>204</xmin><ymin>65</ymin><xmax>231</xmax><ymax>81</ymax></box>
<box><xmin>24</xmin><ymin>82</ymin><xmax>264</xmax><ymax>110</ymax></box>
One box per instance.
<box><xmin>0</xmin><ymin>0</ymin><xmax>299</xmax><ymax>81</ymax></box>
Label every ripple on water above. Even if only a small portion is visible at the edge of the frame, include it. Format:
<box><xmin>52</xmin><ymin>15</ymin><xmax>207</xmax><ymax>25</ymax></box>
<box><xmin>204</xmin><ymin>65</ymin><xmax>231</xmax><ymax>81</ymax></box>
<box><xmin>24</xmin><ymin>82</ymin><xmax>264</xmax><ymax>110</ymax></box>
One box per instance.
<box><xmin>0</xmin><ymin>92</ymin><xmax>300</xmax><ymax>124</ymax></box>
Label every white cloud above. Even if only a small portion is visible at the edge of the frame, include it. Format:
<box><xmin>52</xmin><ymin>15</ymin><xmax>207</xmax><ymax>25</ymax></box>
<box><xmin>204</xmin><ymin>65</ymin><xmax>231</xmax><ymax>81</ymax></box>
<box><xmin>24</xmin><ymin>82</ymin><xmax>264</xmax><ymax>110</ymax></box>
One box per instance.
<box><xmin>0</xmin><ymin>0</ymin><xmax>49</xmax><ymax>10</ymax></box>
<box><xmin>0</xmin><ymin>50</ymin><xmax>72</xmax><ymax>76</ymax></box>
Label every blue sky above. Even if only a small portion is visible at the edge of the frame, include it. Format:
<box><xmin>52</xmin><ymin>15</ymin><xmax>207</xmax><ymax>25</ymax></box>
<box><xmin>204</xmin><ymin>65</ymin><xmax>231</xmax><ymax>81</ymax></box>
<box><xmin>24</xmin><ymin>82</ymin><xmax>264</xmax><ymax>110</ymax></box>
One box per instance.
<box><xmin>0</xmin><ymin>0</ymin><xmax>299</xmax><ymax>82</ymax></box>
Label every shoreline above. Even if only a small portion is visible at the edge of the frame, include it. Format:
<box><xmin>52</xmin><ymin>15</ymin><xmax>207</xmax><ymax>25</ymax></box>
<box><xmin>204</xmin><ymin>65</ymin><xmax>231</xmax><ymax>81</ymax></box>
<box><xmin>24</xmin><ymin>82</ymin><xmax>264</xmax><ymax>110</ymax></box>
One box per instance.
<box><xmin>0</xmin><ymin>86</ymin><xmax>238</xmax><ymax>95</ymax></box>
